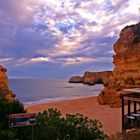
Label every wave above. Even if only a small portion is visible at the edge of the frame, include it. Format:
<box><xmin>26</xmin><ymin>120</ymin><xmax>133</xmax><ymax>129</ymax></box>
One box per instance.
<box><xmin>24</xmin><ymin>95</ymin><xmax>97</xmax><ymax>106</ymax></box>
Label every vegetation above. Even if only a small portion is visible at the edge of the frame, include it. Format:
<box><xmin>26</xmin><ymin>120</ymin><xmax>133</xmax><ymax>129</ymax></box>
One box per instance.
<box><xmin>0</xmin><ymin>94</ymin><xmax>26</xmax><ymax>140</ymax></box>
<box><xmin>3</xmin><ymin>92</ymin><xmax>140</xmax><ymax>140</ymax></box>
<box><xmin>131</xmin><ymin>35</ymin><xmax>140</xmax><ymax>44</ymax></box>
<box><xmin>0</xmin><ymin>94</ymin><xmax>107</xmax><ymax>140</ymax></box>
<box><xmin>35</xmin><ymin>108</ymin><xmax>107</xmax><ymax>140</ymax></box>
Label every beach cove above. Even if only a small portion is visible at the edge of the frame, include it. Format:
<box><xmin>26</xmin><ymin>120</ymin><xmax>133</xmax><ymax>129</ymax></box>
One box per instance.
<box><xmin>26</xmin><ymin>96</ymin><xmax>122</xmax><ymax>136</ymax></box>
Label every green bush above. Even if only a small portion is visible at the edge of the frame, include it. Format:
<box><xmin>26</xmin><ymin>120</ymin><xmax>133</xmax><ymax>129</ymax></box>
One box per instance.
<box><xmin>0</xmin><ymin>94</ymin><xmax>26</xmax><ymax>140</ymax></box>
<box><xmin>131</xmin><ymin>35</ymin><xmax>140</xmax><ymax>44</ymax></box>
<box><xmin>0</xmin><ymin>94</ymin><xmax>25</xmax><ymax>127</ymax></box>
<box><xmin>34</xmin><ymin>108</ymin><xmax>107</xmax><ymax>140</ymax></box>
<box><xmin>0</xmin><ymin>94</ymin><xmax>107</xmax><ymax>140</ymax></box>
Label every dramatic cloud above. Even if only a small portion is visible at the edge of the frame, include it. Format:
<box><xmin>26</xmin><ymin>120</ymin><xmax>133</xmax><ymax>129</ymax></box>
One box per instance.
<box><xmin>0</xmin><ymin>0</ymin><xmax>139</xmax><ymax>78</ymax></box>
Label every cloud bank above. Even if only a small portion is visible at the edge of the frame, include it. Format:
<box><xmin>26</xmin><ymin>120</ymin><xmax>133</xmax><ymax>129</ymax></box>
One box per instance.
<box><xmin>0</xmin><ymin>0</ymin><xmax>139</xmax><ymax>78</ymax></box>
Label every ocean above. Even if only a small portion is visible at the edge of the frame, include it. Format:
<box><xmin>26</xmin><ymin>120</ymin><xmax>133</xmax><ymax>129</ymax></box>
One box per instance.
<box><xmin>9</xmin><ymin>79</ymin><xmax>104</xmax><ymax>105</ymax></box>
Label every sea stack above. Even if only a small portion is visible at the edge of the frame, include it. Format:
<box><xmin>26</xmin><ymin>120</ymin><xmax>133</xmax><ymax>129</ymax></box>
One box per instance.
<box><xmin>69</xmin><ymin>76</ymin><xmax>83</xmax><ymax>83</ymax></box>
<box><xmin>98</xmin><ymin>23</ymin><xmax>140</xmax><ymax>106</ymax></box>
<box><xmin>0</xmin><ymin>65</ymin><xmax>15</xmax><ymax>101</ymax></box>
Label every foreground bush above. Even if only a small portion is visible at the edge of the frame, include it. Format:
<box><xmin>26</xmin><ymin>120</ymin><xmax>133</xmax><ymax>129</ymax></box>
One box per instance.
<box><xmin>0</xmin><ymin>94</ymin><xmax>107</xmax><ymax>140</ymax></box>
<box><xmin>35</xmin><ymin>108</ymin><xmax>107</xmax><ymax>140</ymax></box>
<box><xmin>0</xmin><ymin>94</ymin><xmax>26</xmax><ymax>140</ymax></box>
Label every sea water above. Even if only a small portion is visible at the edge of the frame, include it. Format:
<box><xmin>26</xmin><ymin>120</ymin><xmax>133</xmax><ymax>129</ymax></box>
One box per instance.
<box><xmin>9</xmin><ymin>79</ymin><xmax>104</xmax><ymax>105</ymax></box>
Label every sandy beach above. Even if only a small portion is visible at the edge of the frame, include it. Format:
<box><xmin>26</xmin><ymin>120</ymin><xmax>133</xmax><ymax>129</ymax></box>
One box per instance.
<box><xmin>26</xmin><ymin>96</ymin><xmax>122</xmax><ymax>136</ymax></box>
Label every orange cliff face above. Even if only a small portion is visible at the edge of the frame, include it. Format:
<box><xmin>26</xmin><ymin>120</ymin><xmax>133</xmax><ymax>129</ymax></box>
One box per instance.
<box><xmin>98</xmin><ymin>23</ymin><xmax>140</xmax><ymax>107</ymax></box>
<box><xmin>82</xmin><ymin>71</ymin><xmax>112</xmax><ymax>86</ymax></box>
<box><xmin>0</xmin><ymin>65</ymin><xmax>15</xmax><ymax>101</ymax></box>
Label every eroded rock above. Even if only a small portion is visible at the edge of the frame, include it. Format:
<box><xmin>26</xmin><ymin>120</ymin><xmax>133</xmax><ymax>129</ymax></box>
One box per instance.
<box><xmin>68</xmin><ymin>71</ymin><xmax>112</xmax><ymax>86</ymax></box>
<box><xmin>83</xmin><ymin>71</ymin><xmax>112</xmax><ymax>86</ymax></box>
<box><xmin>0</xmin><ymin>65</ymin><xmax>15</xmax><ymax>101</ymax></box>
<box><xmin>98</xmin><ymin>23</ymin><xmax>140</xmax><ymax>106</ymax></box>
<box><xmin>69</xmin><ymin>76</ymin><xmax>83</xmax><ymax>83</ymax></box>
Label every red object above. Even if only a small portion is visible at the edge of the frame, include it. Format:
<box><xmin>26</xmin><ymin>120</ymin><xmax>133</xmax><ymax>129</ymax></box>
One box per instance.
<box><xmin>9</xmin><ymin>113</ymin><xmax>36</xmax><ymax>127</ymax></box>
<box><xmin>9</xmin><ymin>113</ymin><xmax>36</xmax><ymax>119</ymax></box>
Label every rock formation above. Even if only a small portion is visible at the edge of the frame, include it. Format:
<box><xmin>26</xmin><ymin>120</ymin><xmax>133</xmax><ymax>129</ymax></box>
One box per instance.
<box><xmin>69</xmin><ymin>76</ymin><xmax>83</xmax><ymax>83</ymax></box>
<box><xmin>82</xmin><ymin>71</ymin><xmax>112</xmax><ymax>86</ymax></box>
<box><xmin>68</xmin><ymin>71</ymin><xmax>112</xmax><ymax>86</ymax></box>
<box><xmin>98</xmin><ymin>23</ymin><xmax>140</xmax><ymax>106</ymax></box>
<box><xmin>0</xmin><ymin>65</ymin><xmax>15</xmax><ymax>101</ymax></box>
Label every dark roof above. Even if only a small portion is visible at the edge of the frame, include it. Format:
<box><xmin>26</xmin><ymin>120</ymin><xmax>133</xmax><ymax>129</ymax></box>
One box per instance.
<box><xmin>122</xmin><ymin>88</ymin><xmax>140</xmax><ymax>102</ymax></box>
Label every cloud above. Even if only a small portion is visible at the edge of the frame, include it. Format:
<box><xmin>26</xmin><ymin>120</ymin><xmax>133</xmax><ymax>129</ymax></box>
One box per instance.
<box><xmin>0</xmin><ymin>0</ymin><xmax>139</xmax><ymax>78</ymax></box>
<box><xmin>62</xmin><ymin>57</ymin><xmax>112</xmax><ymax>66</ymax></box>
<box><xmin>0</xmin><ymin>58</ymin><xmax>13</xmax><ymax>63</ymax></box>
<box><xmin>30</xmin><ymin>57</ymin><xmax>52</xmax><ymax>63</ymax></box>
<box><xmin>0</xmin><ymin>0</ymin><xmax>42</xmax><ymax>24</ymax></box>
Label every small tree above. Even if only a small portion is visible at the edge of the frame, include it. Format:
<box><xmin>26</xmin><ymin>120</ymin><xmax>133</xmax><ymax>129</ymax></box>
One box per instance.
<box><xmin>0</xmin><ymin>94</ymin><xmax>25</xmax><ymax>128</ymax></box>
<box><xmin>35</xmin><ymin>108</ymin><xmax>107</xmax><ymax>140</ymax></box>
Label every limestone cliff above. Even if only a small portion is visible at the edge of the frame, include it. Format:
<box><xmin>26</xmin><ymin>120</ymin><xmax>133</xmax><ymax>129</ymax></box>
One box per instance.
<box><xmin>0</xmin><ymin>65</ymin><xmax>15</xmax><ymax>101</ymax></box>
<box><xmin>98</xmin><ymin>23</ymin><xmax>140</xmax><ymax>106</ymax></box>
<box><xmin>68</xmin><ymin>71</ymin><xmax>112</xmax><ymax>86</ymax></box>
<box><xmin>82</xmin><ymin>71</ymin><xmax>112</xmax><ymax>86</ymax></box>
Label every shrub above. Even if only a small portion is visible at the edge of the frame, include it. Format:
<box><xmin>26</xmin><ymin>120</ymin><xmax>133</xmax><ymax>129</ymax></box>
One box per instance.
<box><xmin>0</xmin><ymin>94</ymin><xmax>25</xmax><ymax>128</ymax></box>
<box><xmin>35</xmin><ymin>108</ymin><xmax>107</xmax><ymax>140</ymax></box>
<box><xmin>131</xmin><ymin>35</ymin><xmax>140</xmax><ymax>44</ymax></box>
<box><xmin>0</xmin><ymin>94</ymin><xmax>26</xmax><ymax>140</ymax></box>
<box><xmin>0</xmin><ymin>94</ymin><xmax>107</xmax><ymax>140</ymax></box>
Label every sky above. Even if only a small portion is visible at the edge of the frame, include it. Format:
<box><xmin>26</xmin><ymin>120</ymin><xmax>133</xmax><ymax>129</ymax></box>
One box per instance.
<box><xmin>0</xmin><ymin>0</ymin><xmax>140</xmax><ymax>79</ymax></box>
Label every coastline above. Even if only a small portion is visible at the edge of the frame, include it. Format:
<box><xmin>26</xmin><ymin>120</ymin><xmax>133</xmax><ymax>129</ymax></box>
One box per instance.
<box><xmin>24</xmin><ymin>95</ymin><xmax>98</xmax><ymax>106</ymax></box>
<box><xmin>26</xmin><ymin>96</ymin><xmax>122</xmax><ymax>136</ymax></box>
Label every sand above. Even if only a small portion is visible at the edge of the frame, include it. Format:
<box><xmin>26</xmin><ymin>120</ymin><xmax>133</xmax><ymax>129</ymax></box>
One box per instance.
<box><xmin>26</xmin><ymin>96</ymin><xmax>122</xmax><ymax>136</ymax></box>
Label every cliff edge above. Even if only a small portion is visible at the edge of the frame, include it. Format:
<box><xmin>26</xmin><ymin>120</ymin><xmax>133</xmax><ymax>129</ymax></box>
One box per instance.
<box><xmin>0</xmin><ymin>65</ymin><xmax>15</xmax><ymax>101</ymax></box>
<box><xmin>69</xmin><ymin>71</ymin><xmax>112</xmax><ymax>86</ymax></box>
<box><xmin>98</xmin><ymin>23</ymin><xmax>140</xmax><ymax>106</ymax></box>
<box><xmin>82</xmin><ymin>71</ymin><xmax>112</xmax><ymax>86</ymax></box>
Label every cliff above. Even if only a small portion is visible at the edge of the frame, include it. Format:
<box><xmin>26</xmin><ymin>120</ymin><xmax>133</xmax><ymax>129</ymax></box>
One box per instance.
<box><xmin>82</xmin><ymin>71</ymin><xmax>112</xmax><ymax>86</ymax></box>
<box><xmin>68</xmin><ymin>71</ymin><xmax>112</xmax><ymax>86</ymax></box>
<box><xmin>0</xmin><ymin>65</ymin><xmax>15</xmax><ymax>101</ymax></box>
<box><xmin>98</xmin><ymin>23</ymin><xmax>140</xmax><ymax>106</ymax></box>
